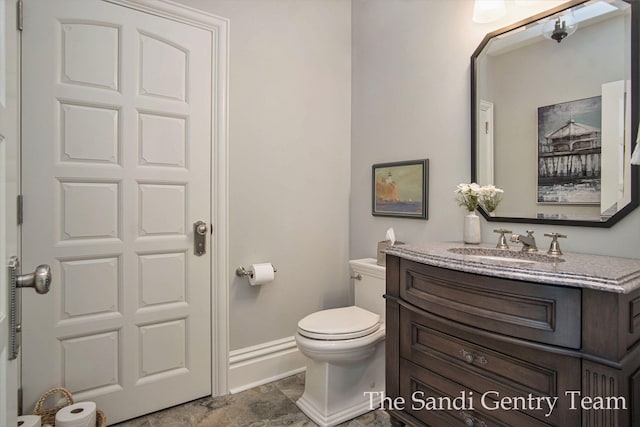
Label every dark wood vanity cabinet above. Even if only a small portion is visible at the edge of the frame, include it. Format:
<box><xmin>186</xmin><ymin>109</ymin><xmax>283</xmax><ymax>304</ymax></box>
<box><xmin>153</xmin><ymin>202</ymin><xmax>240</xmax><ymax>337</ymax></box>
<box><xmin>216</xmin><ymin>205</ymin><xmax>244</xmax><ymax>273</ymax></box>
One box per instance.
<box><xmin>385</xmin><ymin>255</ymin><xmax>640</xmax><ymax>427</ymax></box>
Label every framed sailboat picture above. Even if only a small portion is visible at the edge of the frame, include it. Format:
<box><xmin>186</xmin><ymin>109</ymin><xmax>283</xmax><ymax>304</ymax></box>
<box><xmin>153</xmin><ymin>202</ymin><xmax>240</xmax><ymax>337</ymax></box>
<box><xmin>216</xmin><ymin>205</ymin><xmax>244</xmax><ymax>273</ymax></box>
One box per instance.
<box><xmin>372</xmin><ymin>159</ymin><xmax>428</xmax><ymax>219</ymax></box>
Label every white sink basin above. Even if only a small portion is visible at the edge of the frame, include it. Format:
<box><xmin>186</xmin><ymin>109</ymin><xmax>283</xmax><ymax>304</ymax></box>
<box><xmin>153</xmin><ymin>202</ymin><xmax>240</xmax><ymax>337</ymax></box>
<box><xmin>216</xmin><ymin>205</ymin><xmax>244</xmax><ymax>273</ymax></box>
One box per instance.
<box><xmin>447</xmin><ymin>247</ymin><xmax>564</xmax><ymax>264</ymax></box>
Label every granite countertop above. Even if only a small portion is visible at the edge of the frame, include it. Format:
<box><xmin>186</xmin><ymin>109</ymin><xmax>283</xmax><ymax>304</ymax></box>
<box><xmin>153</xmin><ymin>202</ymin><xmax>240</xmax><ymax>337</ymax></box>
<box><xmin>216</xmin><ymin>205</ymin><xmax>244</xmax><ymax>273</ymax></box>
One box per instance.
<box><xmin>385</xmin><ymin>242</ymin><xmax>640</xmax><ymax>294</ymax></box>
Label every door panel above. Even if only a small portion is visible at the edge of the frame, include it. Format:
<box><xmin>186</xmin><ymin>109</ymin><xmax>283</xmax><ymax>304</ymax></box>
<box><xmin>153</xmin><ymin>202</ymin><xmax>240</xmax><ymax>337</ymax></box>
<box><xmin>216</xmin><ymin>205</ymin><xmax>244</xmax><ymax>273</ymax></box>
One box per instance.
<box><xmin>21</xmin><ymin>0</ymin><xmax>212</xmax><ymax>423</ymax></box>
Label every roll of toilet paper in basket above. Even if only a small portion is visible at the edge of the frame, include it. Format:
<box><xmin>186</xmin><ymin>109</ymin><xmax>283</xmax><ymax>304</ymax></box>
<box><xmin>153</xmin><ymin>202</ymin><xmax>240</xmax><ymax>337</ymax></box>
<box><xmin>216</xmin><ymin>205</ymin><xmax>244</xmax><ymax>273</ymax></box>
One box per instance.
<box><xmin>55</xmin><ymin>401</ymin><xmax>96</xmax><ymax>427</ymax></box>
<box><xmin>248</xmin><ymin>263</ymin><xmax>275</xmax><ymax>286</ymax></box>
<box><xmin>17</xmin><ymin>415</ymin><xmax>41</xmax><ymax>427</ymax></box>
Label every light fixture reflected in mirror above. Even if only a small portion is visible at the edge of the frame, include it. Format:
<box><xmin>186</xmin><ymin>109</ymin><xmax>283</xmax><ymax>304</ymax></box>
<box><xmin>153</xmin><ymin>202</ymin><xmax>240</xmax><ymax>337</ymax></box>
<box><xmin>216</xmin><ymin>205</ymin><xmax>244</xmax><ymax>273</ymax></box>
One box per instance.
<box><xmin>542</xmin><ymin>11</ymin><xmax>578</xmax><ymax>42</ymax></box>
<box><xmin>513</xmin><ymin>0</ymin><xmax>547</xmax><ymax>6</ymax></box>
<box><xmin>472</xmin><ymin>0</ymin><xmax>506</xmax><ymax>23</ymax></box>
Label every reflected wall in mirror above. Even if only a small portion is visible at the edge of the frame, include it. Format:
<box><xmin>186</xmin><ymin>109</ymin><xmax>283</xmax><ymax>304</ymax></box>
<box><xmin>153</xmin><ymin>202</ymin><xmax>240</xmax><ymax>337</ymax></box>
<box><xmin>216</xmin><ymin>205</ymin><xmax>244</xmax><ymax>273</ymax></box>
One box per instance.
<box><xmin>471</xmin><ymin>0</ymin><xmax>639</xmax><ymax>227</ymax></box>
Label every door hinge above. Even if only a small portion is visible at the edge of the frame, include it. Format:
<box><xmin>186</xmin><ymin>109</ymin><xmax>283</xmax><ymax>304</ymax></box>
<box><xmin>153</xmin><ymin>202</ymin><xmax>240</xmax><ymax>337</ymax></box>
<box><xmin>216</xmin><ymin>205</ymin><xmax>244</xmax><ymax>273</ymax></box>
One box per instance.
<box><xmin>17</xmin><ymin>194</ymin><xmax>23</xmax><ymax>225</ymax></box>
<box><xmin>17</xmin><ymin>0</ymin><xmax>23</xmax><ymax>31</ymax></box>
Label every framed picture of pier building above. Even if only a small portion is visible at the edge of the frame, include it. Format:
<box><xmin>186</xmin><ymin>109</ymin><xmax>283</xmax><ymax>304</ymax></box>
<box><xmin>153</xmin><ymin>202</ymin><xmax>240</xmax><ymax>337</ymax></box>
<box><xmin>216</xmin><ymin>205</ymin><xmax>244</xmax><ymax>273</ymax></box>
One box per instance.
<box><xmin>372</xmin><ymin>159</ymin><xmax>428</xmax><ymax>219</ymax></box>
<box><xmin>537</xmin><ymin>96</ymin><xmax>602</xmax><ymax>204</ymax></box>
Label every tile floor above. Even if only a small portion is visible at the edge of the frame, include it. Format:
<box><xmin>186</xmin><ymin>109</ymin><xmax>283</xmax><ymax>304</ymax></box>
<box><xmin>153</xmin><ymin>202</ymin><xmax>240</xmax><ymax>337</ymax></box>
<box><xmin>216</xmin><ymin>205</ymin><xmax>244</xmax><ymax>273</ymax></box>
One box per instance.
<box><xmin>112</xmin><ymin>373</ymin><xmax>392</xmax><ymax>427</ymax></box>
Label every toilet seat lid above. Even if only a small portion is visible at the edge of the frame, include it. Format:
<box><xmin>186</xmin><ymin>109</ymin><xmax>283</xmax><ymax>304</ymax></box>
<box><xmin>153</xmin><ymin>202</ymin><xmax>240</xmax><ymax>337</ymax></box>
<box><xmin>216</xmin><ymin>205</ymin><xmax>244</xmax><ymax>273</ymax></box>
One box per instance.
<box><xmin>297</xmin><ymin>306</ymin><xmax>381</xmax><ymax>340</ymax></box>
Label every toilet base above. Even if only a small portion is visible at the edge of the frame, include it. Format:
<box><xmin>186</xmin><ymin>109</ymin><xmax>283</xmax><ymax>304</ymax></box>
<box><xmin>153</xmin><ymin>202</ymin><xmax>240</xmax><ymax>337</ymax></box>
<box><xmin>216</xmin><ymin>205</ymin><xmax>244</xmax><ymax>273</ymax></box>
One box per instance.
<box><xmin>296</xmin><ymin>339</ymin><xmax>385</xmax><ymax>427</ymax></box>
<box><xmin>296</xmin><ymin>393</ymin><xmax>380</xmax><ymax>427</ymax></box>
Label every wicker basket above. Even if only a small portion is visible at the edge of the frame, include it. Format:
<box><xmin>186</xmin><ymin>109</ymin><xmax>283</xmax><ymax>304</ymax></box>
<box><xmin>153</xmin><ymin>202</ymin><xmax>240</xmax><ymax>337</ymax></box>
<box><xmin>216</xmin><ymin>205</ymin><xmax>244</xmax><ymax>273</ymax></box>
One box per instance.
<box><xmin>33</xmin><ymin>387</ymin><xmax>106</xmax><ymax>427</ymax></box>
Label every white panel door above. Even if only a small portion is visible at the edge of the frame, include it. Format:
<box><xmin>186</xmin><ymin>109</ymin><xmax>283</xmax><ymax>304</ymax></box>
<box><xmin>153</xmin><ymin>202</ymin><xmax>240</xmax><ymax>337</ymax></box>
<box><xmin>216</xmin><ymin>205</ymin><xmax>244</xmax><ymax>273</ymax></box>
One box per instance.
<box><xmin>21</xmin><ymin>0</ymin><xmax>212</xmax><ymax>423</ymax></box>
<box><xmin>1</xmin><ymin>0</ymin><xmax>20</xmax><ymax>425</ymax></box>
<box><xmin>477</xmin><ymin>100</ymin><xmax>494</xmax><ymax>186</ymax></box>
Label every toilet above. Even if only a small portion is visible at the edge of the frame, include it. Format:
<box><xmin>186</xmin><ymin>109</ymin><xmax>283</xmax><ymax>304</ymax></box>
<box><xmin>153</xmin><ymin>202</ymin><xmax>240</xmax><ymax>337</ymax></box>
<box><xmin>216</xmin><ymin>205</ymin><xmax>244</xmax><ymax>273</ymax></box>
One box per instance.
<box><xmin>295</xmin><ymin>258</ymin><xmax>386</xmax><ymax>427</ymax></box>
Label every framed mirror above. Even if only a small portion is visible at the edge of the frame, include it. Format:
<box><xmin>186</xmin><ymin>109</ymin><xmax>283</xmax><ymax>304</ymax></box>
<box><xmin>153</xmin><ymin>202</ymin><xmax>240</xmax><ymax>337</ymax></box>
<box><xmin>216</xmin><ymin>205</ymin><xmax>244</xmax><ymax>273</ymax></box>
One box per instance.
<box><xmin>471</xmin><ymin>0</ymin><xmax>638</xmax><ymax>227</ymax></box>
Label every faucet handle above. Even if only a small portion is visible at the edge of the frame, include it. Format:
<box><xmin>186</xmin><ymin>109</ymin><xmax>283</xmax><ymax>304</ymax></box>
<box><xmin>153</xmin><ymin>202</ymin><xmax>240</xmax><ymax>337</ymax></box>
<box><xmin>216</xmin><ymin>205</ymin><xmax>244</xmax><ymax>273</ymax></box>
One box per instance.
<box><xmin>493</xmin><ymin>228</ymin><xmax>512</xmax><ymax>234</ymax></box>
<box><xmin>526</xmin><ymin>230</ymin><xmax>535</xmax><ymax>237</ymax></box>
<box><xmin>544</xmin><ymin>232</ymin><xmax>567</xmax><ymax>256</ymax></box>
<box><xmin>493</xmin><ymin>229</ymin><xmax>512</xmax><ymax>249</ymax></box>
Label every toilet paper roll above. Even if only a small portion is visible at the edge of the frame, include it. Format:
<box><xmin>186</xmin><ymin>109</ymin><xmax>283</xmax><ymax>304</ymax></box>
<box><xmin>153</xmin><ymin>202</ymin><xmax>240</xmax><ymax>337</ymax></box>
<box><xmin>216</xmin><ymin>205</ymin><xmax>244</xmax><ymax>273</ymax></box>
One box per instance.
<box><xmin>248</xmin><ymin>263</ymin><xmax>275</xmax><ymax>286</ymax></box>
<box><xmin>17</xmin><ymin>415</ymin><xmax>41</xmax><ymax>427</ymax></box>
<box><xmin>55</xmin><ymin>402</ymin><xmax>96</xmax><ymax>427</ymax></box>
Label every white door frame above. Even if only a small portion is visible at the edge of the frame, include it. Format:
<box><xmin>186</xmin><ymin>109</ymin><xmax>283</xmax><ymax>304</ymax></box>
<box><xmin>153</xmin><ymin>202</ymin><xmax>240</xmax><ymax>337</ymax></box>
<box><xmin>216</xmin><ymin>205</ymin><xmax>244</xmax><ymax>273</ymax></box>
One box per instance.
<box><xmin>104</xmin><ymin>0</ymin><xmax>230</xmax><ymax>396</ymax></box>
<box><xmin>2</xmin><ymin>0</ymin><xmax>21</xmax><ymax>423</ymax></box>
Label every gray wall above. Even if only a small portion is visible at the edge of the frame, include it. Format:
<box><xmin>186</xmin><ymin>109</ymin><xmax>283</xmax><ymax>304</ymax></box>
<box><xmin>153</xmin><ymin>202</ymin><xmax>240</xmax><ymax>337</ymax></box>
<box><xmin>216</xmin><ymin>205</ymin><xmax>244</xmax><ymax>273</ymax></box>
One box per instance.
<box><xmin>351</xmin><ymin>0</ymin><xmax>482</xmax><ymax>257</ymax></box>
<box><xmin>350</xmin><ymin>0</ymin><xmax>640</xmax><ymax>260</ymax></box>
<box><xmin>174</xmin><ymin>0</ymin><xmax>640</xmax><ymax>353</ymax></box>
<box><xmin>175</xmin><ymin>0</ymin><xmax>352</xmax><ymax>351</ymax></box>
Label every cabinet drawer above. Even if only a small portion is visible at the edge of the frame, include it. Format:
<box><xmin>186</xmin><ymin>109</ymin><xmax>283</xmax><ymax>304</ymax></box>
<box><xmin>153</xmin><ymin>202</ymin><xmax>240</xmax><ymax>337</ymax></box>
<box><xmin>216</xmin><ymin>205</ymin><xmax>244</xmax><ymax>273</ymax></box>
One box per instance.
<box><xmin>400</xmin><ymin>359</ymin><xmax>550</xmax><ymax>427</ymax></box>
<box><xmin>399</xmin><ymin>260</ymin><xmax>581</xmax><ymax>348</ymax></box>
<box><xmin>400</xmin><ymin>307</ymin><xmax>581</xmax><ymax>426</ymax></box>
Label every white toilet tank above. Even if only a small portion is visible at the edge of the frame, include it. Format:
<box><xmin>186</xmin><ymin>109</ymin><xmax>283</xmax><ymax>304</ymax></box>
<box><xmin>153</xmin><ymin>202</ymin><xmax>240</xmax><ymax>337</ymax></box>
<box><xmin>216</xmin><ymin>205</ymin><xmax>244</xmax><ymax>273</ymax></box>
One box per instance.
<box><xmin>349</xmin><ymin>258</ymin><xmax>386</xmax><ymax>320</ymax></box>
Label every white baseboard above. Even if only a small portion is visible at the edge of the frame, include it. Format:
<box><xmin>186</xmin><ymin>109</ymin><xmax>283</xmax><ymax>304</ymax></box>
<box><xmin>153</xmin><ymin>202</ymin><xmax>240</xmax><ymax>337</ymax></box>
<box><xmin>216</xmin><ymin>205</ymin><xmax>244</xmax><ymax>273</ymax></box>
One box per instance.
<box><xmin>228</xmin><ymin>336</ymin><xmax>307</xmax><ymax>394</ymax></box>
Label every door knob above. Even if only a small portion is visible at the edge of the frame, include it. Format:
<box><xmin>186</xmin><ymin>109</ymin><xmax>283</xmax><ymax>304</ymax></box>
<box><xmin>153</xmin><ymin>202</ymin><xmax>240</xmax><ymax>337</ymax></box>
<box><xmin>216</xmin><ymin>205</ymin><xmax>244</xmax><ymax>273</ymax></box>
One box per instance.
<box><xmin>196</xmin><ymin>222</ymin><xmax>207</xmax><ymax>235</ymax></box>
<box><xmin>8</xmin><ymin>257</ymin><xmax>53</xmax><ymax>360</ymax></box>
<box><xmin>193</xmin><ymin>220</ymin><xmax>208</xmax><ymax>256</ymax></box>
<box><xmin>16</xmin><ymin>264</ymin><xmax>52</xmax><ymax>294</ymax></box>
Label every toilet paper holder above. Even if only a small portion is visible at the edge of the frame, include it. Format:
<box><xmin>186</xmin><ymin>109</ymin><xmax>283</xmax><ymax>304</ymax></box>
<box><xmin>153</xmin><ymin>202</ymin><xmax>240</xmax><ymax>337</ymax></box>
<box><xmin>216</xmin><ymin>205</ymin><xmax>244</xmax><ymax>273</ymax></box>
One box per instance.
<box><xmin>236</xmin><ymin>264</ymin><xmax>277</xmax><ymax>278</ymax></box>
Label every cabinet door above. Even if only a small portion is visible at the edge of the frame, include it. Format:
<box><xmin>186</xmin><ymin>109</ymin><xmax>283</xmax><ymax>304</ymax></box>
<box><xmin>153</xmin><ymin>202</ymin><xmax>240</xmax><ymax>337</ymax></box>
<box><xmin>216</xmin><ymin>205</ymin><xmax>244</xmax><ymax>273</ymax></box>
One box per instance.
<box><xmin>400</xmin><ymin>306</ymin><xmax>581</xmax><ymax>426</ymax></box>
<box><xmin>399</xmin><ymin>260</ymin><xmax>581</xmax><ymax>348</ymax></box>
<box><xmin>400</xmin><ymin>359</ymin><xmax>547</xmax><ymax>427</ymax></box>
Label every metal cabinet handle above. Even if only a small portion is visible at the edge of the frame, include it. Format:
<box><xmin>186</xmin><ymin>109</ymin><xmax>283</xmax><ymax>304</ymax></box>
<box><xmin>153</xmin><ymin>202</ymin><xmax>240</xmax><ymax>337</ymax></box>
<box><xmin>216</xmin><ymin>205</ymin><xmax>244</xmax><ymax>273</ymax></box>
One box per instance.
<box><xmin>459</xmin><ymin>349</ymin><xmax>488</xmax><ymax>365</ymax></box>
<box><xmin>458</xmin><ymin>411</ymin><xmax>487</xmax><ymax>427</ymax></box>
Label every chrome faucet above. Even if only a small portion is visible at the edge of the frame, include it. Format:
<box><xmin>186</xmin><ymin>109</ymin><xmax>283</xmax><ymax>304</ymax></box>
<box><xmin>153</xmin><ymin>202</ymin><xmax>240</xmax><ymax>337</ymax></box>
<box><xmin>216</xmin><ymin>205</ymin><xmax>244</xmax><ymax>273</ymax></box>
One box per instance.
<box><xmin>544</xmin><ymin>232</ymin><xmax>567</xmax><ymax>256</ymax></box>
<box><xmin>510</xmin><ymin>230</ymin><xmax>538</xmax><ymax>252</ymax></box>
<box><xmin>493</xmin><ymin>229</ymin><xmax>512</xmax><ymax>249</ymax></box>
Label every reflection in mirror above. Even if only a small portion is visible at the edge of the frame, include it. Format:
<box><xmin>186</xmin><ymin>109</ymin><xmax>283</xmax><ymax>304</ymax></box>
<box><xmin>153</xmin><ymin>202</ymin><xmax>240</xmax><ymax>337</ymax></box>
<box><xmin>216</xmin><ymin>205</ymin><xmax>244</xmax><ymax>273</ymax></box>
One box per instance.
<box><xmin>472</xmin><ymin>0</ymin><xmax>638</xmax><ymax>226</ymax></box>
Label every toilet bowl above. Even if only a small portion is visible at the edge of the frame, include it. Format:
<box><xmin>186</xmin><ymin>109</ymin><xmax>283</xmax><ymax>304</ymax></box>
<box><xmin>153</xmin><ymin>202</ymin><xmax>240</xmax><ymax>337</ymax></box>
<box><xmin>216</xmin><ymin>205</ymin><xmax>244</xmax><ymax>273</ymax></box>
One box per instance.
<box><xmin>296</xmin><ymin>306</ymin><xmax>385</xmax><ymax>363</ymax></box>
<box><xmin>295</xmin><ymin>258</ymin><xmax>386</xmax><ymax>427</ymax></box>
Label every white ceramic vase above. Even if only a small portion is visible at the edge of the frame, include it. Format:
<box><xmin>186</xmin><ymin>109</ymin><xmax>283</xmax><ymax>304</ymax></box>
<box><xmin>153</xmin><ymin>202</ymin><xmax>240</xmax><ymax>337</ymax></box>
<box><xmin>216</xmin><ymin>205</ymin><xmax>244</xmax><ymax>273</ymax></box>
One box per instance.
<box><xmin>463</xmin><ymin>211</ymin><xmax>481</xmax><ymax>244</ymax></box>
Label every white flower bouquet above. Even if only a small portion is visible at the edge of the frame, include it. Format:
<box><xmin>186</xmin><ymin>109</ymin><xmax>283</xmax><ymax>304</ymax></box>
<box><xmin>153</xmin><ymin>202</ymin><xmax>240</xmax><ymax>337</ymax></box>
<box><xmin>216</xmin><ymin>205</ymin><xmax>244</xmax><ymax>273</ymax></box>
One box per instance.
<box><xmin>454</xmin><ymin>183</ymin><xmax>482</xmax><ymax>212</ymax></box>
<box><xmin>455</xmin><ymin>183</ymin><xmax>504</xmax><ymax>213</ymax></box>
<box><xmin>478</xmin><ymin>184</ymin><xmax>504</xmax><ymax>213</ymax></box>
